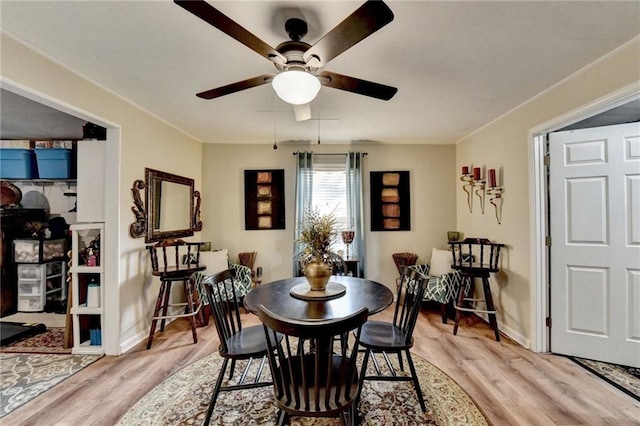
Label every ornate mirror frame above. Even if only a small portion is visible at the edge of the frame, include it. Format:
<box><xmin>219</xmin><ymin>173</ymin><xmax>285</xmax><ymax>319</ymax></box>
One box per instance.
<box><xmin>129</xmin><ymin>168</ymin><xmax>202</xmax><ymax>242</ymax></box>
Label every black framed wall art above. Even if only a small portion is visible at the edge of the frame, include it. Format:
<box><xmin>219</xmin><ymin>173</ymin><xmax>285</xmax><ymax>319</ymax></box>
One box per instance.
<box><xmin>370</xmin><ymin>171</ymin><xmax>410</xmax><ymax>231</ymax></box>
<box><xmin>244</xmin><ymin>169</ymin><xmax>285</xmax><ymax>230</ymax></box>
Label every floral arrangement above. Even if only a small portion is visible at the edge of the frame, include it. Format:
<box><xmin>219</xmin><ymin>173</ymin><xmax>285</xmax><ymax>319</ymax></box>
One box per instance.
<box><xmin>297</xmin><ymin>208</ymin><xmax>337</xmax><ymax>261</ymax></box>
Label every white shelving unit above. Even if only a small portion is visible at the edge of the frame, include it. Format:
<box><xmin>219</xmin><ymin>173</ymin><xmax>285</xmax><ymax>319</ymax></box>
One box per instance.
<box><xmin>70</xmin><ymin>222</ymin><xmax>104</xmax><ymax>355</ymax></box>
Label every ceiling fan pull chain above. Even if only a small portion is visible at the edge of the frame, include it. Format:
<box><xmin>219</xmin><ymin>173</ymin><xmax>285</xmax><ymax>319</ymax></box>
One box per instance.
<box><xmin>317</xmin><ymin>92</ymin><xmax>321</xmax><ymax>145</ymax></box>
<box><xmin>273</xmin><ymin>93</ymin><xmax>278</xmax><ymax>150</ymax></box>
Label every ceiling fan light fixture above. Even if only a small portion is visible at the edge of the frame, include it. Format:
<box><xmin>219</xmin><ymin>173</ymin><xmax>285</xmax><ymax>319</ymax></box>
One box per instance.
<box><xmin>272</xmin><ymin>70</ymin><xmax>321</xmax><ymax>105</ymax></box>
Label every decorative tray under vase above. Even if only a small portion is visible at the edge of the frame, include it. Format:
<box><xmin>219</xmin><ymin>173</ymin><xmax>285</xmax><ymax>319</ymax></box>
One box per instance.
<box><xmin>290</xmin><ymin>282</ymin><xmax>346</xmax><ymax>301</ymax></box>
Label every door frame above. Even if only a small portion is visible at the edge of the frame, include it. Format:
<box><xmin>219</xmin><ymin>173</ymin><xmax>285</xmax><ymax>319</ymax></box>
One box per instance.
<box><xmin>528</xmin><ymin>82</ymin><xmax>640</xmax><ymax>353</ymax></box>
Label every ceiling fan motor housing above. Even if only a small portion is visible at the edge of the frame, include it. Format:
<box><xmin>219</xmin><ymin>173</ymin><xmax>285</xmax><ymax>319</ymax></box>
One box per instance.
<box><xmin>285</xmin><ymin>18</ymin><xmax>308</xmax><ymax>41</ymax></box>
<box><xmin>274</xmin><ymin>40</ymin><xmax>317</xmax><ymax>73</ymax></box>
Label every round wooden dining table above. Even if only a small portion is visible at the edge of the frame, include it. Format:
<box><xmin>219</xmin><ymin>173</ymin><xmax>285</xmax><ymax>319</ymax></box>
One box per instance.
<box><xmin>244</xmin><ymin>275</ymin><xmax>394</xmax><ymax>321</ymax></box>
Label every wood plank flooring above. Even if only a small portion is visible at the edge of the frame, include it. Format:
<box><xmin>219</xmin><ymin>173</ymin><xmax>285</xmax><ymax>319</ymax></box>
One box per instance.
<box><xmin>4</xmin><ymin>306</ymin><xmax>639</xmax><ymax>425</ymax></box>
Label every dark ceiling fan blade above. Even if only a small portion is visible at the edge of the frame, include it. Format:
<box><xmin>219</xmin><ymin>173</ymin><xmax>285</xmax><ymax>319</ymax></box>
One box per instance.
<box><xmin>196</xmin><ymin>74</ymin><xmax>274</xmax><ymax>99</ymax></box>
<box><xmin>303</xmin><ymin>1</ymin><xmax>394</xmax><ymax>68</ymax></box>
<box><xmin>174</xmin><ymin>0</ymin><xmax>285</xmax><ymax>64</ymax></box>
<box><xmin>318</xmin><ymin>71</ymin><xmax>397</xmax><ymax>101</ymax></box>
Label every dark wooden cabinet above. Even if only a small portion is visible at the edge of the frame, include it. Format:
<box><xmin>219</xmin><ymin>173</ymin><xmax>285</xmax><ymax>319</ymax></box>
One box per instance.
<box><xmin>0</xmin><ymin>208</ymin><xmax>47</xmax><ymax>316</ymax></box>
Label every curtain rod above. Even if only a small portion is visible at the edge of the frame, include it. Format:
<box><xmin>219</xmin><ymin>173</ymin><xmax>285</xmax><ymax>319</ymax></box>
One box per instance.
<box><xmin>292</xmin><ymin>152</ymin><xmax>367</xmax><ymax>156</ymax></box>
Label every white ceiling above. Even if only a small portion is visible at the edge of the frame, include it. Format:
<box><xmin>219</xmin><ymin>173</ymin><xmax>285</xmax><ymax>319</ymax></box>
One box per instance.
<box><xmin>1</xmin><ymin>1</ymin><xmax>639</xmax><ymax>145</ymax></box>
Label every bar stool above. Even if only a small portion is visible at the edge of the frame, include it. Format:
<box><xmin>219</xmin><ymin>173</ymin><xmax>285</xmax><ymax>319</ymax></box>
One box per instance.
<box><xmin>449</xmin><ymin>238</ymin><xmax>504</xmax><ymax>341</ymax></box>
<box><xmin>146</xmin><ymin>239</ymin><xmax>206</xmax><ymax>349</ymax></box>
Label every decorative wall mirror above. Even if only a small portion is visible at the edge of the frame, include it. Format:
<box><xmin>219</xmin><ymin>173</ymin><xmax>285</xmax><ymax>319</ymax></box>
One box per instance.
<box><xmin>129</xmin><ymin>168</ymin><xmax>202</xmax><ymax>242</ymax></box>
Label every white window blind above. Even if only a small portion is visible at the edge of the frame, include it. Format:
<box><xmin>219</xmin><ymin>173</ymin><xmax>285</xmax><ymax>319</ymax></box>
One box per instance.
<box><xmin>311</xmin><ymin>156</ymin><xmax>348</xmax><ymax>250</ymax></box>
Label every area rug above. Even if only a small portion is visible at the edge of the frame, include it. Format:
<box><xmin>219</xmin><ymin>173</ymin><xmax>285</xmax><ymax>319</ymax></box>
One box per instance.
<box><xmin>0</xmin><ymin>327</ymin><xmax>70</xmax><ymax>354</ymax></box>
<box><xmin>0</xmin><ymin>353</ymin><xmax>102</xmax><ymax>418</ymax></box>
<box><xmin>569</xmin><ymin>357</ymin><xmax>640</xmax><ymax>402</ymax></box>
<box><xmin>0</xmin><ymin>322</ymin><xmax>46</xmax><ymax>346</ymax></box>
<box><xmin>117</xmin><ymin>351</ymin><xmax>488</xmax><ymax>426</ymax></box>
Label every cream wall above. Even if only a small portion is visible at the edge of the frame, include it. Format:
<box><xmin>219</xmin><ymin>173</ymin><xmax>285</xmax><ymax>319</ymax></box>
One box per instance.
<box><xmin>1</xmin><ymin>35</ymin><xmax>203</xmax><ymax>354</ymax></box>
<box><xmin>201</xmin><ymin>143</ymin><xmax>456</xmax><ymax>291</ymax></box>
<box><xmin>456</xmin><ymin>37</ymin><xmax>640</xmax><ymax>348</ymax></box>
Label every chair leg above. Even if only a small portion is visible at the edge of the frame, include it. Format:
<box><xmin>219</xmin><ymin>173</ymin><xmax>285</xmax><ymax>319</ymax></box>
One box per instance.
<box><xmin>204</xmin><ymin>357</ymin><xmax>229</xmax><ymax>425</ymax></box>
<box><xmin>146</xmin><ymin>282</ymin><xmax>167</xmax><ymax>350</ymax></box>
<box><xmin>276</xmin><ymin>409</ymin><xmax>288</xmax><ymax>426</ymax></box>
<box><xmin>159</xmin><ymin>281</ymin><xmax>171</xmax><ymax>332</ymax></box>
<box><xmin>453</xmin><ymin>275</ymin><xmax>470</xmax><ymax>336</ymax></box>
<box><xmin>229</xmin><ymin>359</ymin><xmax>236</xmax><ymax>379</ymax></box>
<box><xmin>405</xmin><ymin>349</ymin><xmax>427</xmax><ymax>413</ymax></box>
<box><xmin>358</xmin><ymin>349</ymin><xmax>371</xmax><ymax>392</ymax></box>
<box><xmin>482</xmin><ymin>277</ymin><xmax>500</xmax><ymax>342</ymax></box>
<box><xmin>440</xmin><ymin>303</ymin><xmax>448</xmax><ymax>324</ymax></box>
<box><xmin>184</xmin><ymin>278</ymin><xmax>198</xmax><ymax>344</ymax></box>
<box><xmin>396</xmin><ymin>351</ymin><xmax>404</xmax><ymax>371</ymax></box>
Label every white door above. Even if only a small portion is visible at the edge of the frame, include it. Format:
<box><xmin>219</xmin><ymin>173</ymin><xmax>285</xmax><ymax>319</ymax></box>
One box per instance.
<box><xmin>549</xmin><ymin>122</ymin><xmax>640</xmax><ymax>367</ymax></box>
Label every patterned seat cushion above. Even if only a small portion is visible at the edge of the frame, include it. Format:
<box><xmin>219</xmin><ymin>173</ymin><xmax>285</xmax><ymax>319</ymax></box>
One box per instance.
<box><xmin>407</xmin><ymin>264</ymin><xmax>462</xmax><ymax>305</ymax></box>
<box><xmin>192</xmin><ymin>263</ymin><xmax>253</xmax><ymax>305</ymax></box>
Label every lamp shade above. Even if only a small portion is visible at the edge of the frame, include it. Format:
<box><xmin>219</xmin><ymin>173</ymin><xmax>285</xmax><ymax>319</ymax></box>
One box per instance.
<box><xmin>272</xmin><ymin>70</ymin><xmax>321</xmax><ymax>105</ymax></box>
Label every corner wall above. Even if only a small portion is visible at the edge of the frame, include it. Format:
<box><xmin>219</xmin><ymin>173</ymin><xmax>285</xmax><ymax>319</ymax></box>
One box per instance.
<box><xmin>455</xmin><ymin>37</ymin><xmax>640</xmax><ymax>348</ymax></box>
<box><xmin>201</xmin><ymin>143</ymin><xmax>456</xmax><ymax>291</ymax></box>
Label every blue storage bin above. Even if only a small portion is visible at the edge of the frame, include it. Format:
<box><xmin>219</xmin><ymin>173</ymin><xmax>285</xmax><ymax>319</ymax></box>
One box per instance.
<box><xmin>90</xmin><ymin>329</ymin><xmax>102</xmax><ymax>345</ymax></box>
<box><xmin>34</xmin><ymin>149</ymin><xmax>73</xmax><ymax>179</ymax></box>
<box><xmin>0</xmin><ymin>149</ymin><xmax>38</xmax><ymax>179</ymax></box>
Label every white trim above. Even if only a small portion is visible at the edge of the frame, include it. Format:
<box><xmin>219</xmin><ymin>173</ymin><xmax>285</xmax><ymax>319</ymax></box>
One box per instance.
<box><xmin>529</xmin><ymin>134</ymin><xmax>549</xmax><ymax>352</ymax></box>
<box><xmin>1</xmin><ymin>77</ymin><xmax>120</xmax><ymax>128</ymax></box>
<box><xmin>529</xmin><ymin>83</ymin><xmax>640</xmax><ymax>353</ymax></box>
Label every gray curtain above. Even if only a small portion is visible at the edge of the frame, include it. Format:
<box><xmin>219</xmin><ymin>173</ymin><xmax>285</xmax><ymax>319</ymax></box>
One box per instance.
<box><xmin>346</xmin><ymin>152</ymin><xmax>366</xmax><ymax>277</ymax></box>
<box><xmin>293</xmin><ymin>151</ymin><xmax>313</xmax><ymax>275</ymax></box>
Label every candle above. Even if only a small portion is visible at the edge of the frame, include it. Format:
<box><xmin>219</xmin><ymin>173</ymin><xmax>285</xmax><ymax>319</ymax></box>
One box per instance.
<box><xmin>462</xmin><ymin>166</ymin><xmax>469</xmax><ymax>175</ymax></box>
<box><xmin>489</xmin><ymin>169</ymin><xmax>497</xmax><ymax>187</ymax></box>
<box><xmin>473</xmin><ymin>167</ymin><xmax>481</xmax><ymax>180</ymax></box>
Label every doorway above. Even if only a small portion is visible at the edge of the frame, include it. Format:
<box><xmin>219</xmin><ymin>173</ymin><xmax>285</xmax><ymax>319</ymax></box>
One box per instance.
<box><xmin>531</xmin><ymin>85</ymin><xmax>640</xmax><ymax>365</ymax></box>
<box><xmin>1</xmin><ymin>79</ymin><xmax>121</xmax><ymax>355</ymax></box>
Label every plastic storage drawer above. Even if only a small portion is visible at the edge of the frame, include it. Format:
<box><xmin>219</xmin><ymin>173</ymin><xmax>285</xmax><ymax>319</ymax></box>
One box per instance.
<box><xmin>14</xmin><ymin>239</ymin><xmax>66</xmax><ymax>263</ymax></box>
<box><xmin>18</xmin><ymin>294</ymin><xmax>44</xmax><ymax>312</ymax></box>
<box><xmin>18</xmin><ymin>280</ymin><xmax>42</xmax><ymax>296</ymax></box>
<box><xmin>17</xmin><ymin>264</ymin><xmax>43</xmax><ymax>279</ymax></box>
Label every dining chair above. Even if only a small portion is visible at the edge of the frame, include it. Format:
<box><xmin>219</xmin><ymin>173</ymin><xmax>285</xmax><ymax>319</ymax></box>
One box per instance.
<box><xmin>323</xmin><ymin>251</ymin><xmax>349</xmax><ymax>276</ymax></box>
<box><xmin>358</xmin><ymin>265</ymin><xmax>428</xmax><ymax>413</ymax></box>
<box><xmin>296</xmin><ymin>251</ymin><xmax>349</xmax><ymax>277</ymax></box>
<box><xmin>202</xmin><ymin>269</ymin><xmax>276</xmax><ymax>425</ymax></box>
<box><xmin>258</xmin><ymin>304</ymin><xmax>369</xmax><ymax>426</ymax></box>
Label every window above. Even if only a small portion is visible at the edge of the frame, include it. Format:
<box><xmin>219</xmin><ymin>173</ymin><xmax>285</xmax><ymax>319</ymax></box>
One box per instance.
<box><xmin>310</xmin><ymin>156</ymin><xmax>349</xmax><ymax>252</ymax></box>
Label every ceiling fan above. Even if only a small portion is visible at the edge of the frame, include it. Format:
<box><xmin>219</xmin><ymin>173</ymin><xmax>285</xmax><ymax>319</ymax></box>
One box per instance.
<box><xmin>174</xmin><ymin>0</ymin><xmax>398</xmax><ymax>111</ymax></box>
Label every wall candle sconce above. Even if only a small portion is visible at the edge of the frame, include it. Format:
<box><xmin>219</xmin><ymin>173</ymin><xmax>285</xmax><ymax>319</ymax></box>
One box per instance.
<box><xmin>472</xmin><ymin>167</ymin><xmax>486</xmax><ymax>214</ymax></box>
<box><xmin>487</xmin><ymin>168</ymin><xmax>504</xmax><ymax>224</ymax></box>
<box><xmin>460</xmin><ymin>166</ymin><xmax>474</xmax><ymax>212</ymax></box>
<box><xmin>460</xmin><ymin>166</ymin><xmax>486</xmax><ymax>213</ymax></box>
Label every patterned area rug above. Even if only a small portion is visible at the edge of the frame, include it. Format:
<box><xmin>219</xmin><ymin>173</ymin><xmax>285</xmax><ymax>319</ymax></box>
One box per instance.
<box><xmin>0</xmin><ymin>353</ymin><xmax>102</xmax><ymax>418</ymax></box>
<box><xmin>0</xmin><ymin>327</ymin><xmax>70</xmax><ymax>354</ymax></box>
<box><xmin>569</xmin><ymin>357</ymin><xmax>640</xmax><ymax>402</ymax></box>
<box><xmin>117</xmin><ymin>351</ymin><xmax>488</xmax><ymax>426</ymax></box>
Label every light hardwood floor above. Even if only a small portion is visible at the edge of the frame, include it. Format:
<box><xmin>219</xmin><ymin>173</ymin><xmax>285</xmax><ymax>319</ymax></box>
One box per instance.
<box><xmin>4</xmin><ymin>306</ymin><xmax>639</xmax><ymax>425</ymax></box>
